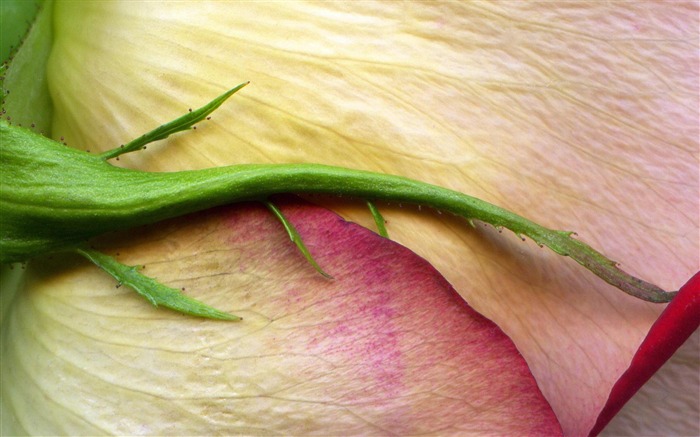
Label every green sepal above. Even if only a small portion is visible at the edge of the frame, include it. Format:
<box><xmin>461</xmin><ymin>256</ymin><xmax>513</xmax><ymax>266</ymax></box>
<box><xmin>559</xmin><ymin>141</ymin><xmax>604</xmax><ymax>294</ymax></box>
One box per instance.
<box><xmin>99</xmin><ymin>82</ymin><xmax>249</xmax><ymax>160</ymax></box>
<box><xmin>1</xmin><ymin>0</ymin><xmax>54</xmax><ymax>134</ymax></box>
<box><xmin>264</xmin><ymin>201</ymin><xmax>333</xmax><ymax>279</ymax></box>
<box><xmin>366</xmin><ymin>200</ymin><xmax>389</xmax><ymax>238</ymax></box>
<box><xmin>0</xmin><ymin>0</ymin><xmax>44</xmax><ymax>63</ymax></box>
<box><xmin>76</xmin><ymin>248</ymin><xmax>241</xmax><ymax>321</ymax></box>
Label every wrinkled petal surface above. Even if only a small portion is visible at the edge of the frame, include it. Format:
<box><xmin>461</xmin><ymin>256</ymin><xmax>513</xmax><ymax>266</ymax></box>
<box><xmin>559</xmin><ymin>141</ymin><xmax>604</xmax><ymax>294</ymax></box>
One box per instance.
<box><xmin>1</xmin><ymin>199</ymin><xmax>561</xmax><ymax>436</ymax></box>
<box><xmin>40</xmin><ymin>2</ymin><xmax>700</xmax><ymax>435</ymax></box>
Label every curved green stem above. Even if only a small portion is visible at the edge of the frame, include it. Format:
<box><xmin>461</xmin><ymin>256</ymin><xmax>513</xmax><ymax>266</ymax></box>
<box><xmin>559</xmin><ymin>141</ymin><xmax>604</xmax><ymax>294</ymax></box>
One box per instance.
<box><xmin>0</xmin><ymin>119</ymin><xmax>677</xmax><ymax>303</ymax></box>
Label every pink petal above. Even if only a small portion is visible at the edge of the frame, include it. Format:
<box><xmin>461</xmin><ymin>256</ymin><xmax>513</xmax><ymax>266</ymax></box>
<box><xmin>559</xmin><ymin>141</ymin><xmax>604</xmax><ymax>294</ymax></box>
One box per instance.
<box><xmin>258</xmin><ymin>196</ymin><xmax>563</xmax><ymax>434</ymax></box>
<box><xmin>3</xmin><ymin>197</ymin><xmax>561</xmax><ymax>435</ymax></box>
<box><xmin>591</xmin><ymin>272</ymin><xmax>700</xmax><ymax>436</ymax></box>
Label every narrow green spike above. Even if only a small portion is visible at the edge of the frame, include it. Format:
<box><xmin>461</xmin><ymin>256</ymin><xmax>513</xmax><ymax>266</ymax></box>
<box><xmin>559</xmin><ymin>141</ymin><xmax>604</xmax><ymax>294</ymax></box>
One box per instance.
<box><xmin>75</xmin><ymin>248</ymin><xmax>241</xmax><ymax>321</ymax></box>
<box><xmin>264</xmin><ymin>201</ymin><xmax>333</xmax><ymax>279</ymax></box>
<box><xmin>367</xmin><ymin>200</ymin><xmax>389</xmax><ymax>238</ymax></box>
<box><xmin>99</xmin><ymin>81</ymin><xmax>249</xmax><ymax>160</ymax></box>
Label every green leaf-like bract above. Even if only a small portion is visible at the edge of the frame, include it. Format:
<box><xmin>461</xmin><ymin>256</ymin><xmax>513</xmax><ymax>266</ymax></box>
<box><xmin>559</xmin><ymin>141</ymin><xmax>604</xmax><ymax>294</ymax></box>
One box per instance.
<box><xmin>1</xmin><ymin>0</ymin><xmax>54</xmax><ymax>133</ymax></box>
<box><xmin>0</xmin><ymin>0</ymin><xmax>45</xmax><ymax>63</ymax></box>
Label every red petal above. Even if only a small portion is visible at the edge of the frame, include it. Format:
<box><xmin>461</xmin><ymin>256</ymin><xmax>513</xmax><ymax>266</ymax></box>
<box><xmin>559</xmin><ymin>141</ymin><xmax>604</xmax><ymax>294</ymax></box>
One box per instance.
<box><xmin>590</xmin><ymin>272</ymin><xmax>700</xmax><ymax>436</ymax></box>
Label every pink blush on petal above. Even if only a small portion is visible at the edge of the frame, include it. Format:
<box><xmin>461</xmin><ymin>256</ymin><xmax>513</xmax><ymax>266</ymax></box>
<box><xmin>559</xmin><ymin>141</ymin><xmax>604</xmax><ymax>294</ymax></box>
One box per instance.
<box><xmin>256</xmin><ymin>198</ymin><xmax>562</xmax><ymax>435</ymax></box>
<box><xmin>75</xmin><ymin>197</ymin><xmax>561</xmax><ymax>435</ymax></box>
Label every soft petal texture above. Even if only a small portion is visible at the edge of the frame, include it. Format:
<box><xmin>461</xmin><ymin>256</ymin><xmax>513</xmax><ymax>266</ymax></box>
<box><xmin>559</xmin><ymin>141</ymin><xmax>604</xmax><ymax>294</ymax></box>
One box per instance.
<box><xmin>592</xmin><ymin>272</ymin><xmax>700</xmax><ymax>436</ymax></box>
<box><xmin>45</xmin><ymin>2</ymin><xmax>698</xmax><ymax>435</ymax></box>
<box><xmin>0</xmin><ymin>199</ymin><xmax>561</xmax><ymax>436</ymax></box>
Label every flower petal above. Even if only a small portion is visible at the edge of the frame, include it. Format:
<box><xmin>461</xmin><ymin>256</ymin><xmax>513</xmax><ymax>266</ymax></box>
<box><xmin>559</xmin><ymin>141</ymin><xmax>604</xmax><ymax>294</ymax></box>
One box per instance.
<box><xmin>46</xmin><ymin>2</ymin><xmax>698</xmax><ymax>435</ymax></box>
<box><xmin>1</xmin><ymin>198</ymin><xmax>560</xmax><ymax>435</ymax></box>
<box><xmin>592</xmin><ymin>272</ymin><xmax>700</xmax><ymax>436</ymax></box>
